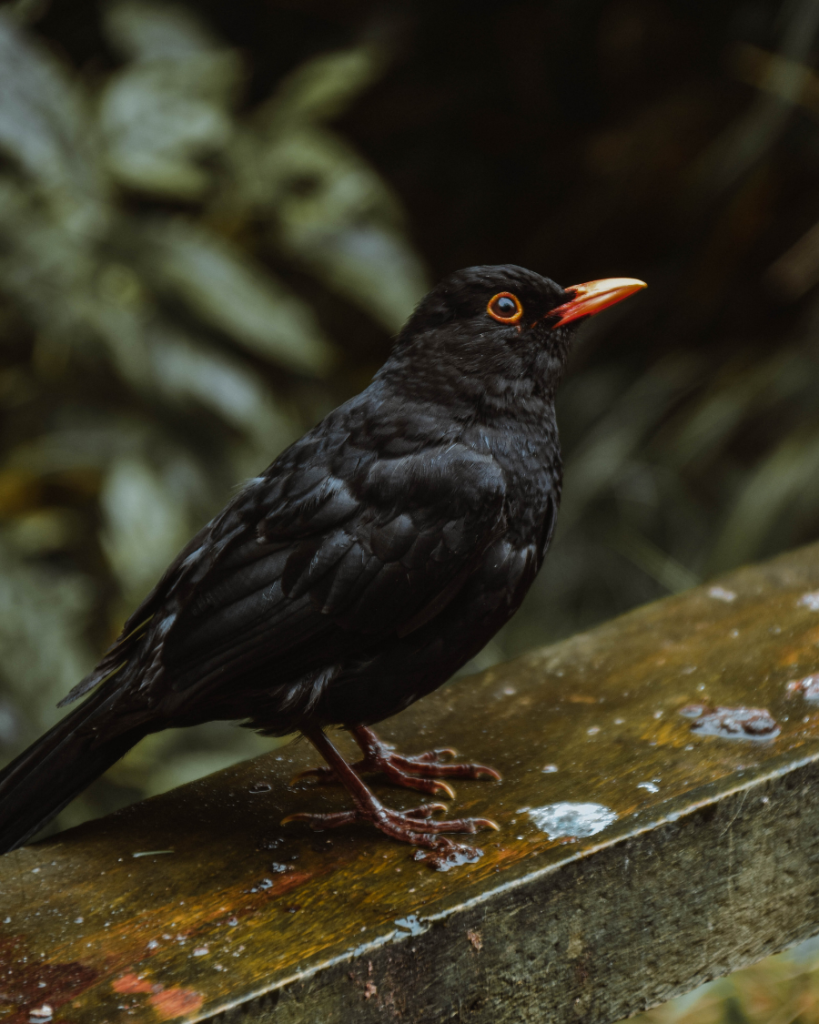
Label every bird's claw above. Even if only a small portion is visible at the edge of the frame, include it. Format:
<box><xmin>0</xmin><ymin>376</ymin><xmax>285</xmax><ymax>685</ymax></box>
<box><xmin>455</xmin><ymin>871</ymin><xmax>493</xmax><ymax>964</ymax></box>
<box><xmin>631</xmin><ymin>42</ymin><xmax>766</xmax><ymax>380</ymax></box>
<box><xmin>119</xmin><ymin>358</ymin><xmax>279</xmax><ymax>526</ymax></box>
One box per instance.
<box><xmin>282</xmin><ymin>799</ymin><xmax>498</xmax><ymax>868</ymax></box>
<box><xmin>388</xmin><ymin>750</ymin><xmax>501</xmax><ymax>782</ymax></box>
<box><xmin>292</xmin><ymin>728</ymin><xmax>501</xmax><ymax>799</ymax></box>
<box><xmin>291</xmin><ymin>762</ymin><xmax>456</xmax><ymax>798</ymax></box>
<box><xmin>281</xmin><ymin>801</ymin><xmax>449</xmax><ymax>830</ymax></box>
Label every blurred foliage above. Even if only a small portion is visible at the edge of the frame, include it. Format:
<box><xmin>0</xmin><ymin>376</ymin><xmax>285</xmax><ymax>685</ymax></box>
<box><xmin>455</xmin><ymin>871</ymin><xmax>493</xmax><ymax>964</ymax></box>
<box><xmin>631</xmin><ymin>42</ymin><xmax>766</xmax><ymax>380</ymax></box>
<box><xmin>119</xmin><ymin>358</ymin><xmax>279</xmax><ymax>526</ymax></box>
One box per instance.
<box><xmin>3</xmin><ymin>0</ymin><xmax>819</xmax><ymax>1017</ymax></box>
<box><xmin>632</xmin><ymin>937</ymin><xmax>819</xmax><ymax>1024</ymax></box>
<box><xmin>0</xmin><ymin>0</ymin><xmax>428</xmax><ymax>821</ymax></box>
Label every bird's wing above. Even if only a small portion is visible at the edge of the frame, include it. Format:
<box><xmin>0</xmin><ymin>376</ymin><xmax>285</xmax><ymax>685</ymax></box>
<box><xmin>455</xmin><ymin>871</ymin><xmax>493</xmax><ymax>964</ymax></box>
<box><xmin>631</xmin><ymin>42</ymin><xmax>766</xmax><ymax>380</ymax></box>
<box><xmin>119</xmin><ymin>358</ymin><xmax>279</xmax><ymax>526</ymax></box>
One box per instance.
<box><xmin>64</xmin><ymin>440</ymin><xmax>507</xmax><ymax>705</ymax></box>
<box><xmin>161</xmin><ymin>442</ymin><xmax>508</xmax><ymax>688</ymax></box>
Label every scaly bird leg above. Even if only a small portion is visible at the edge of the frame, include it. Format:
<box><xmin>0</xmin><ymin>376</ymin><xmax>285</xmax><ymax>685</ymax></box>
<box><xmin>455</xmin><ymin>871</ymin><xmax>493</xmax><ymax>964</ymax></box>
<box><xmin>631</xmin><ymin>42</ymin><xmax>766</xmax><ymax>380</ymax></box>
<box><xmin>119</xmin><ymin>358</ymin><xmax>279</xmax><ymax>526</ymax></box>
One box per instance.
<box><xmin>282</xmin><ymin>727</ymin><xmax>499</xmax><ymax>868</ymax></box>
<box><xmin>291</xmin><ymin>724</ymin><xmax>501</xmax><ymax>799</ymax></box>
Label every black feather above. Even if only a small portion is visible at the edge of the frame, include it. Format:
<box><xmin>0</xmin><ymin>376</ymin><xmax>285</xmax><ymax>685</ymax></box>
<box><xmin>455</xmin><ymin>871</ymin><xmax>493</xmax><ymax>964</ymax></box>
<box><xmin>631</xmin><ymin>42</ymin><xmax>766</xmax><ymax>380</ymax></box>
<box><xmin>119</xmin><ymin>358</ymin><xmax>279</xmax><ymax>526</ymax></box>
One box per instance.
<box><xmin>0</xmin><ymin>264</ymin><xmax>579</xmax><ymax>852</ymax></box>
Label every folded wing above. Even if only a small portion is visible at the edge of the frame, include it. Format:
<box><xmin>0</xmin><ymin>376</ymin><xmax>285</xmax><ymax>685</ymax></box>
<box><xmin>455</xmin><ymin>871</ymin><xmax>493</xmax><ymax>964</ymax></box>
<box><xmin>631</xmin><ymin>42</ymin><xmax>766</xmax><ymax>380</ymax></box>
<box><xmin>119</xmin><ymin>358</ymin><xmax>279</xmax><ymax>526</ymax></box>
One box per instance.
<box><xmin>65</xmin><ymin>438</ymin><xmax>508</xmax><ymax>706</ymax></box>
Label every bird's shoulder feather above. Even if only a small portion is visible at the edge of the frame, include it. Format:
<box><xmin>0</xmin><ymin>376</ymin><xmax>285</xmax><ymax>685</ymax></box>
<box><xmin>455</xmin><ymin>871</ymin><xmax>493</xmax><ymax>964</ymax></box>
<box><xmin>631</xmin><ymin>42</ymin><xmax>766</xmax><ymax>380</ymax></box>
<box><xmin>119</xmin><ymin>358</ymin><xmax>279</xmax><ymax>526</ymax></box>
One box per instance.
<box><xmin>63</xmin><ymin>408</ymin><xmax>509</xmax><ymax>706</ymax></box>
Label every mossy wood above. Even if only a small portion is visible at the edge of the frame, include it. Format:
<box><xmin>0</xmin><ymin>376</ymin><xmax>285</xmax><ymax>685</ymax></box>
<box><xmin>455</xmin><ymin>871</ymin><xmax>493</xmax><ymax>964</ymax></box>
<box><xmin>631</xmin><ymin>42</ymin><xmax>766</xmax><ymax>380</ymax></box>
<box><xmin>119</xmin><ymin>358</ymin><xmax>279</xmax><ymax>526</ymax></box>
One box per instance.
<box><xmin>4</xmin><ymin>545</ymin><xmax>819</xmax><ymax>1023</ymax></box>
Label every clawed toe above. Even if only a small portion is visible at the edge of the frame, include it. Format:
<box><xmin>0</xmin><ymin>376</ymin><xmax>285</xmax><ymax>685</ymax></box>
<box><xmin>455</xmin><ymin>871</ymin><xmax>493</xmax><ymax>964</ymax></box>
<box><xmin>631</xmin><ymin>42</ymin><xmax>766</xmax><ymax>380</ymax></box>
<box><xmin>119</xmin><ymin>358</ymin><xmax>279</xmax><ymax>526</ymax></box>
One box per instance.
<box><xmin>289</xmin><ymin>765</ymin><xmax>335</xmax><ymax>786</ymax></box>
<box><xmin>282</xmin><ymin>797</ymin><xmax>498</xmax><ymax>866</ymax></box>
<box><xmin>391</xmin><ymin>752</ymin><xmax>502</xmax><ymax>782</ymax></box>
<box><xmin>294</xmin><ymin>725</ymin><xmax>502</xmax><ymax>796</ymax></box>
<box><xmin>401</xmin><ymin>802</ymin><xmax>450</xmax><ymax>820</ymax></box>
<box><xmin>280</xmin><ymin>808</ymin><xmax>358</xmax><ymax>830</ymax></box>
<box><xmin>290</xmin><ymin>727</ymin><xmax>502</xmax><ymax>869</ymax></box>
<box><xmin>353</xmin><ymin>726</ymin><xmax>501</xmax><ymax>786</ymax></box>
<box><xmin>372</xmin><ymin>766</ymin><xmax>456</xmax><ymax>798</ymax></box>
<box><xmin>291</xmin><ymin>759</ymin><xmax>457</xmax><ymax>798</ymax></box>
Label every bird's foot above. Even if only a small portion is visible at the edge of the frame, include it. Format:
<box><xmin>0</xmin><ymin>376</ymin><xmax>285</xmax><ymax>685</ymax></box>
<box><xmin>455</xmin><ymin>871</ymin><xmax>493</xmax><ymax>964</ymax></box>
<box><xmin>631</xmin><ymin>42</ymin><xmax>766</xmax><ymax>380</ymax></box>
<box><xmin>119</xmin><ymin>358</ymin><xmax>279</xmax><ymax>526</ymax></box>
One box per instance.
<box><xmin>287</xmin><ymin>727</ymin><xmax>500</xmax><ymax>869</ymax></box>
<box><xmin>282</xmin><ymin>798</ymin><xmax>498</xmax><ymax>869</ymax></box>
<box><xmin>292</xmin><ymin>725</ymin><xmax>501</xmax><ymax>799</ymax></box>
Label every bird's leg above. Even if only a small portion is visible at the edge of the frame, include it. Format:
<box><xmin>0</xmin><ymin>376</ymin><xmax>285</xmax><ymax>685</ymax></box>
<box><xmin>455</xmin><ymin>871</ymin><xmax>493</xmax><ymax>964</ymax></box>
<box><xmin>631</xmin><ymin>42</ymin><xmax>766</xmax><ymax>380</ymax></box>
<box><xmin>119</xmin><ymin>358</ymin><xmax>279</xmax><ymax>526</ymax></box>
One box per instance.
<box><xmin>282</xmin><ymin>727</ymin><xmax>499</xmax><ymax>868</ymax></box>
<box><xmin>291</xmin><ymin>724</ymin><xmax>501</xmax><ymax>798</ymax></box>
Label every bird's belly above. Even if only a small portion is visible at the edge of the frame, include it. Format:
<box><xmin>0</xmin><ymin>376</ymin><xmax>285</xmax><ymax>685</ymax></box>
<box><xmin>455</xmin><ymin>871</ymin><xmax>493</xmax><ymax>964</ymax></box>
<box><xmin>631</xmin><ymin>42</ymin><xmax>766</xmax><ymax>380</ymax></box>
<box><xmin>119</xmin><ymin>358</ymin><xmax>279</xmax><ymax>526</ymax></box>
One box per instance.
<box><xmin>314</xmin><ymin>538</ymin><xmax>536</xmax><ymax>727</ymax></box>
<box><xmin>201</xmin><ymin>534</ymin><xmax>539</xmax><ymax>734</ymax></box>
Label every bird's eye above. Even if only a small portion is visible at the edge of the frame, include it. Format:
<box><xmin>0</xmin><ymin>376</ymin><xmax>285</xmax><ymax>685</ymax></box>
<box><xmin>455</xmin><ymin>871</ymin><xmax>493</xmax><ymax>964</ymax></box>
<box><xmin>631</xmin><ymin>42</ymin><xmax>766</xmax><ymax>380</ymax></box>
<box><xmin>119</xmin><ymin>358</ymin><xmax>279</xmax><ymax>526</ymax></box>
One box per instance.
<box><xmin>487</xmin><ymin>292</ymin><xmax>523</xmax><ymax>324</ymax></box>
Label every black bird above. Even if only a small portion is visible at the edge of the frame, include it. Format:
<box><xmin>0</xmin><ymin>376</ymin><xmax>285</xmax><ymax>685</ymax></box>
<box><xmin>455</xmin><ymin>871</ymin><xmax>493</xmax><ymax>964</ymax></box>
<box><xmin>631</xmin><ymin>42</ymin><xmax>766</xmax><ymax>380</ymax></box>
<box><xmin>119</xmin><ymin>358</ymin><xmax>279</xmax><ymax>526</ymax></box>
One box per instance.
<box><xmin>0</xmin><ymin>266</ymin><xmax>644</xmax><ymax>866</ymax></box>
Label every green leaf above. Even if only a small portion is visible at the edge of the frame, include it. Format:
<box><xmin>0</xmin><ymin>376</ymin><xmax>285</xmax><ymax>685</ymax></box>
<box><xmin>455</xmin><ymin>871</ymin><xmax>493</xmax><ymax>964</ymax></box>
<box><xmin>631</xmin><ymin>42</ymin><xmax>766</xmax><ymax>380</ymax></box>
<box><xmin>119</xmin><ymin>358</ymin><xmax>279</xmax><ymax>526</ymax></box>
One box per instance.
<box><xmin>147</xmin><ymin>325</ymin><xmax>299</xmax><ymax>450</ymax></box>
<box><xmin>0</xmin><ymin>12</ymin><xmax>106</xmax><ymax>228</ymax></box>
<box><xmin>0</xmin><ymin>541</ymin><xmax>94</xmax><ymax>729</ymax></box>
<box><xmin>262</xmin><ymin>45</ymin><xmax>387</xmax><ymax>127</ymax></box>
<box><xmin>101</xmin><ymin>1</ymin><xmax>242</xmax><ymax>198</ymax></box>
<box><xmin>100</xmin><ymin>57</ymin><xmax>241</xmax><ymax>198</ymax></box>
<box><xmin>99</xmin><ymin>455</ymin><xmax>198</xmax><ymax>601</ymax></box>
<box><xmin>140</xmin><ymin>218</ymin><xmax>335</xmax><ymax>374</ymax></box>
<box><xmin>104</xmin><ymin>0</ymin><xmax>221</xmax><ymax>62</ymax></box>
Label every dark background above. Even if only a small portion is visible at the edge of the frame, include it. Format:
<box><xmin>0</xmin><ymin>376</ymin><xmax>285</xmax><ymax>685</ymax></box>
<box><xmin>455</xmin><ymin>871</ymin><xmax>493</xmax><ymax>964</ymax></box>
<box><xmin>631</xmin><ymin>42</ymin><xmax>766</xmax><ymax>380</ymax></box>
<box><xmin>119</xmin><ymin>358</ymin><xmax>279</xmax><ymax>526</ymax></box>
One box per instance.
<box><xmin>1</xmin><ymin>1</ymin><xmax>819</xmax><ymax>1017</ymax></box>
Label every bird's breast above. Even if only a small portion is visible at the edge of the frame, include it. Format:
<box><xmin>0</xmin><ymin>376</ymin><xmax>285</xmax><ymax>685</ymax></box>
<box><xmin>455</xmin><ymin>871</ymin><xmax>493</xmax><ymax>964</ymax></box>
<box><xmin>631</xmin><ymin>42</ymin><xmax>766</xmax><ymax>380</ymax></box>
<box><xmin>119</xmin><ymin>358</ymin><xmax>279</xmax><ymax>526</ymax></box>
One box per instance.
<box><xmin>462</xmin><ymin>419</ymin><xmax>561</xmax><ymax>546</ymax></box>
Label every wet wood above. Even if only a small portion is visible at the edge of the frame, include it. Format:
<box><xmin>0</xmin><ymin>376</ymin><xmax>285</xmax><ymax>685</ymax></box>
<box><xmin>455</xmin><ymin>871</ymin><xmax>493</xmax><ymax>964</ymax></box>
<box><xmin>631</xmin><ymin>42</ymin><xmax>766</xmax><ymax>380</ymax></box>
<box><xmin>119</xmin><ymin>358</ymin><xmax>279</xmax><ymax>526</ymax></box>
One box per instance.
<box><xmin>4</xmin><ymin>544</ymin><xmax>819</xmax><ymax>1023</ymax></box>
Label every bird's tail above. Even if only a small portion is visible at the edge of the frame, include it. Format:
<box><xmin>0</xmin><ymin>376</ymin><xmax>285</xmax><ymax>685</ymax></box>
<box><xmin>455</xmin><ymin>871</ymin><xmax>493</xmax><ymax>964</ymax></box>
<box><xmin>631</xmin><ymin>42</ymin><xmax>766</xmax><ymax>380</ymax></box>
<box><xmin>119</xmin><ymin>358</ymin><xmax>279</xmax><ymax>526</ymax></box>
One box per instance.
<box><xmin>0</xmin><ymin>684</ymin><xmax>152</xmax><ymax>854</ymax></box>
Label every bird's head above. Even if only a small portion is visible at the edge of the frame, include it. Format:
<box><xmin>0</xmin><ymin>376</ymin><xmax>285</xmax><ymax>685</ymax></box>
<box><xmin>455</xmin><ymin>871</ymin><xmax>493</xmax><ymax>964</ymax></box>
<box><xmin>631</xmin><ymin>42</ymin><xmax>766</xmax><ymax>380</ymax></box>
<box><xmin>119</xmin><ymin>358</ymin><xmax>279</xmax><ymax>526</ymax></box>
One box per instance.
<box><xmin>383</xmin><ymin>265</ymin><xmax>645</xmax><ymax>415</ymax></box>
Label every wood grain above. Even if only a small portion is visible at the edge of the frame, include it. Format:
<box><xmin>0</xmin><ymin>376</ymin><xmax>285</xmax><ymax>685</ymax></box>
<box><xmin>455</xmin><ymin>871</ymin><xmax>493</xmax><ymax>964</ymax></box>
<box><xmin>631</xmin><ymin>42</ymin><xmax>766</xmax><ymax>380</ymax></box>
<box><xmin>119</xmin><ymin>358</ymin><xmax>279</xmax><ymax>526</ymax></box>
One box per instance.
<box><xmin>4</xmin><ymin>544</ymin><xmax>819</xmax><ymax>1022</ymax></box>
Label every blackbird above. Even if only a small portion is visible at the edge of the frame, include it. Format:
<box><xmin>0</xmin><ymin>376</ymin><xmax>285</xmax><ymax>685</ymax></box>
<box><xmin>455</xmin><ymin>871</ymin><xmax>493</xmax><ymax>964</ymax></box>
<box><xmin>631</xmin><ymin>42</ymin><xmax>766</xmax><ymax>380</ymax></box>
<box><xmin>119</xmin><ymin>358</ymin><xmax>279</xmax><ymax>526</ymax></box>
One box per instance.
<box><xmin>0</xmin><ymin>265</ymin><xmax>644</xmax><ymax>866</ymax></box>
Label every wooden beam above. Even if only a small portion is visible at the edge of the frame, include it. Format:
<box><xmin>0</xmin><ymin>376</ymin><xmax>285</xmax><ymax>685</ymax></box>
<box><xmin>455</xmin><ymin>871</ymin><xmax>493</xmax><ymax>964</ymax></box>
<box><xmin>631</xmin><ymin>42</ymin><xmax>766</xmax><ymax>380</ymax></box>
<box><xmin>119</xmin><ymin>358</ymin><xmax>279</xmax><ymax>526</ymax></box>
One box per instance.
<box><xmin>3</xmin><ymin>544</ymin><xmax>819</xmax><ymax>1023</ymax></box>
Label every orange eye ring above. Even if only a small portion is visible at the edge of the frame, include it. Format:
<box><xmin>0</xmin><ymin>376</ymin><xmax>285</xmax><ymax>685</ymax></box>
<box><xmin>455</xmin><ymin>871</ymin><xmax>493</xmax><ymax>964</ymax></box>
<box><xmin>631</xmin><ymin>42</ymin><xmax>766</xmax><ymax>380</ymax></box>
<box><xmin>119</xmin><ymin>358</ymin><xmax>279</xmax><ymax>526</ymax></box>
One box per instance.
<box><xmin>487</xmin><ymin>292</ymin><xmax>523</xmax><ymax>324</ymax></box>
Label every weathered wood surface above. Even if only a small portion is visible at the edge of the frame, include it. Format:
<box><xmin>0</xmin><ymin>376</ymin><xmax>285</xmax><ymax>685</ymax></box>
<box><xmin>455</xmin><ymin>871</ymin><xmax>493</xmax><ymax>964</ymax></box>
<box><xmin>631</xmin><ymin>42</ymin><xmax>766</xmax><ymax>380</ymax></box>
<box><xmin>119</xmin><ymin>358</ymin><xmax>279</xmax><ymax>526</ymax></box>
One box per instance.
<box><xmin>4</xmin><ymin>544</ymin><xmax>819</xmax><ymax>1023</ymax></box>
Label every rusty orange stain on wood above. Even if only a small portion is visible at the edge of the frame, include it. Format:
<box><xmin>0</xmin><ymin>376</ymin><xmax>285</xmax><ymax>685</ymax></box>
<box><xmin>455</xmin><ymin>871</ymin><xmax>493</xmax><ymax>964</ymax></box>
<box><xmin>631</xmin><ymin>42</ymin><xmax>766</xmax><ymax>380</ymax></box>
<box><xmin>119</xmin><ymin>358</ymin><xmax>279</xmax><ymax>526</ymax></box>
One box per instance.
<box><xmin>150</xmin><ymin>987</ymin><xmax>204</xmax><ymax>1020</ymax></box>
<box><xmin>113</xmin><ymin>973</ymin><xmax>157</xmax><ymax>994</ymax></box>
<box><xmin>112</xmin><ymin>973</ymin><xmax>204</xmax><ymax>1019</ymax></box>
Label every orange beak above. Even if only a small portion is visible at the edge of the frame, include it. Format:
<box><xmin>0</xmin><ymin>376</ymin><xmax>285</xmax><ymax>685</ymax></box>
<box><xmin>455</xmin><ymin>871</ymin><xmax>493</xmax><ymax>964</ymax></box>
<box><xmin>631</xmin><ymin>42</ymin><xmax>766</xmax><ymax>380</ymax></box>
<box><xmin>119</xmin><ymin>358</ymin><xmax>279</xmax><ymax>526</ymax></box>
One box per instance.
<box><xmin>548</xmin><ymin>277</ymin><xmax>647</xmax><ymax>328</ymax></box>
